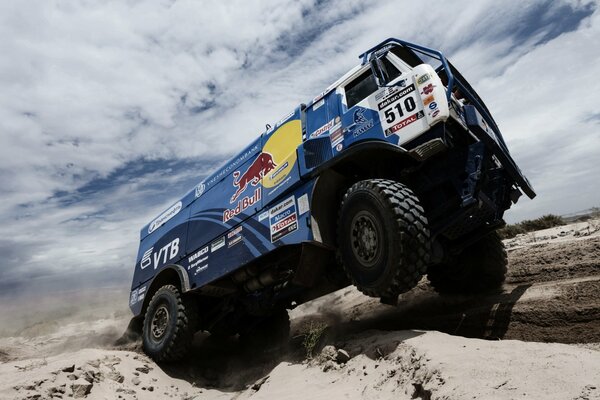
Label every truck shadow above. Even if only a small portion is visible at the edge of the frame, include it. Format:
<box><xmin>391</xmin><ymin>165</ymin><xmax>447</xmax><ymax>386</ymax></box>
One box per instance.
<box><xmin>156</xmin><ymin>284</ymin><xmax>531</xmax><ymax>391</ymax></box>
<box><xmin>345</xmin><ymin>283</ymin><xmax>533</xmax><ymax>340</ymax></box>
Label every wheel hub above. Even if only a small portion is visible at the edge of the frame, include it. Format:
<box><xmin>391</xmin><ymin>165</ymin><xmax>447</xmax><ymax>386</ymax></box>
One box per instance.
<box><xmin>351</xmin><ymin>211</ymin><xmax>380</xmax><ymax>267</ymax></box>
<box><xmin>151</xmin><ymin>305</ymin><xmax>170</xmax><ymax>340</ymax></box>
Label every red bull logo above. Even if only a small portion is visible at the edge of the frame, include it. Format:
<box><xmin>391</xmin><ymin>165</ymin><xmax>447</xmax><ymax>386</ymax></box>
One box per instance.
<box><xmin>230</xmin><ymin>152</ymin><xmax>277</xmax><ymax>203</ymax></box>
<box><xmin>223</xmin><ymin>187</ymin><xmax>261</xmax><ymax>223</ymax></box>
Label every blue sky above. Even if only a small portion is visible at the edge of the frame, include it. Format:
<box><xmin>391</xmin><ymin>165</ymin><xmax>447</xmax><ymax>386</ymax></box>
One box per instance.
<box><xmin>1</xmin><ymin>0</ymin><xmax>599</xmax><ymax>300</ymax></box>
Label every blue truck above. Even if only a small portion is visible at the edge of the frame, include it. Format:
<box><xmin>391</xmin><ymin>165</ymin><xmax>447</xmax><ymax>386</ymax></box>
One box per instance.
<box><xmin>128</xmin><ymin>38</ymin><xmax>536</xmax><ymax>361</ymax></box>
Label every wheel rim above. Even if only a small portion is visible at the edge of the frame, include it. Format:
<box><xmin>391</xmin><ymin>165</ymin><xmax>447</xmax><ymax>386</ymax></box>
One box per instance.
<box><xmin>350</xmin><ymin>210</ymin><xmax>380</xmax><ymax>267</ymax></box>
<box><xmin>151</xmin><ymin>305</ymin><xmax>170</xmax><ymax>341</ymax></box>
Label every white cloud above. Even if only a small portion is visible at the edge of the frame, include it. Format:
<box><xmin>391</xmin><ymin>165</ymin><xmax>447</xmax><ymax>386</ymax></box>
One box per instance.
<box><xmin>0</xmin><ymin>0</ymin><xmax>598</xmax><ymax>294</ymax></box>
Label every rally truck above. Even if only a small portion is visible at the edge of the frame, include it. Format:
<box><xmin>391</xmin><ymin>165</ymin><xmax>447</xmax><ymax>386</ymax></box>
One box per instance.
<box><xmin>128</xmin><ymin>38</ymin><xmax>535</xmax><ymax>361</ymax></box>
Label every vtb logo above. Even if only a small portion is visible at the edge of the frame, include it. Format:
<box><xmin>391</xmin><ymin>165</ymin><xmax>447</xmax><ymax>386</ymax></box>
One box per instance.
<box><xmin>231</xmin><ymin>152</ymin><xmax>277</xmax><ymax>203</ymax></box>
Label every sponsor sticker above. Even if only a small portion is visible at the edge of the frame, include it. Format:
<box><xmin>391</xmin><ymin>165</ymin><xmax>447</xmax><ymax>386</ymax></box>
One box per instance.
<box><xmin>310</xmin><ymin>119</ymin><xmax>335</xmax><ymax>138</ymax></box>
<box><xmin>429</xmin><ymin>102</ymin><xmax>438</xmax><ymax>110</ymax></box>
<box><xmin>432</xmin><ymin>110</ymin><xmax>440</xmax><ymax>118</ymax></box>
<box><xmin>189</xmin><ymin>255</ymin><xmax>208</xmax><ymax>270</ymax></box>
<box><xmin>330</xmin><ymin>127</ymin><xmax>343</xmax><ymax>147</ymax></box>
<box><xmin>351</xmin><ymin>109</ymin><xmax>374</xmax><ymax>138</ymax></box>
<box><xmin>297</xmin><ymin>193</ymin><xmax>309</xmax><ymax>215</ymax></box>
<box><xmin>140</xmin><ymin>238</ymin><xmax>180</xmax><ymax>270</ymax></box>
<box><xmin>223</xmin><ymin>187</ymin><xmax>261</xmax><ymax>223</ymax></box>
<box><xmin>423</xmin><ymin>95</ymin><xmax>434</xmax><ymax>106</ymax></box>
<box><xmin>258</xmin><ymin>210</ymin><xmax>269</xmax><ymax>221</ymax></box>
<box><xmin>211</xmin><ymin>236</ymin><xmax>225</xmax><ymax>252</ymax></box>
<box><xmin>130</xmin><ymin>289</ymin><xmax>138</xmax><ymax>306</ymax></box>
<box><xmin>230</xmin><ymin>153</ymin><xmax>275</xmax><ymax>203</ymax></box>
<box><xmin>377</xmin><ymin>84</ymin><xmax>415</xmax><ymax>110</ymax></box>
<box><xmin>417</xmin><ymin>74</ymin><xmax>431</xmax><ymax>85</ymax></box>
<box><xmin>194</xmin><ymin>264</ymin><xmax>208</xmax><ymax>275</ymax></box>
<box><xmin>188</xmin><ymin>246</ymin><xmax>208</xmax><ymax>264</ymax></box>
<box><xmin>385</xmin><ymin>111</ymin><xmax>425</xmax><ymax>136</ymax></box>
<box><xmin>228</xmin><ymin>235</ymin><xmax>243</xmax><ymax>248</ymax></box>
<box><xmin>148</xmin><ymin>202</ymin><xmax>182</xmax><ymax>234</ymax></box>
<box><xmin>421</xmin><ymin>84</ymin><xmax>435</xmax><ymax>95</ymax></box>
<box><xmin>312</xmin><ymin>98</ymin><xmax>325</xmax><ymax>111</ymax></box>
<box><xmin>195</xmin><ymin>182</ymin><xmax>205</xmax><ymax>198</ymax></box>
<box><xmin>269</xmin><ymin>196</ymin><xmax>298</xmax><ymax>242</ymax></box>
<box><xmin>335</xmin><ymin>143</ymin><xmax>343</xmax><ymax>152</ymax></box>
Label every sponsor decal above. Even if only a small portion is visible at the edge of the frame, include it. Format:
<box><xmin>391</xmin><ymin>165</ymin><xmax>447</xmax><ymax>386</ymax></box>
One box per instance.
<box><xmin>297</xmin><ymin>193</ymin><xmax>310</xmax><ymax>215</ymax></box>
<box><xmin>330</xmin><ymin>127</ymin><xmax>343</xmax><ymax>147</ymax></box>
<box><xmin>432</xmin><ymin>110</ymin><xmax>440</xmax><ymax>118</ymax></box>
<box><xmin>385</xmin><ymin>111</ymin><xmax>425</xmax><ymax>136</ymax></box>
<box><xmin>351</xmin><ymin>109</ymin><xmax>374</xmax><ymax>138</ymax></box>
<box><xmin>312</xmin><ymin>98</ymin><xmax>325</xmax><ymax>111</ymax></box>
<box><xmin>258</xmin><ymin>210</ymin><xmax>269</xmax><ymax>221</ymax></box>
<box><xmin>417</xmin><ymin>74</ymin><xmax>431</xmax><ymax>85</ymax></box>
<box><xmin>195</xmin><ymin>182</ymin><xmax>205</xmax><ymax>198</ymax></box>
<box><xmin>269</xmin><ymin>196</ymin><xmax>298</xmax><ymax>242</ymax></box>
<box><xmin>228</xmin><ymin>235</ymin><xmax>243</xmax><ymax>248</ymax></box>
<box><xmin>275</xmin><ymin>110</ymin><xmax>295</xmax><ymax>128</ymax></box>
<box><xmin>223</xmin><ymin>187</ymin><xmax>261</xmax><ymax>223</ymax></box>
<box><xmin>377</xmin><ymin>84</ymin><xmax>415</xmax><ymax>110</ymax></box>
<box><xmin>227</xmin><ymin>226</ymin><xmax>242</xmax><ymax>239</ymax></box>
<box><xmin>138</xmin><ymin>286</ymin><xmax>146</xmax><ymax>294</ymax></box>
<box><xmin>231</xmin><ymin>153</ymin><xmax>276</xmax><ymax>203</ymax></box>
<box><xmin>189</xmin><ymin>255</ymin><xmax>208</xmax><ymax>270</ymax></box>
<box><xmin>423</xmin><ymin>95</ymin><xmax>434</xmax><ymax>106</ymax></box>
<box><xmin>310</xmin><ymin>119</ymin><xmax>335</xmax><ymax>138</ymax></box>
<box><xmin>205</xmin><ymin>142</ymin><xmax>261</xmax><ymax>188</ymax></box>
<box><xmin>269</xmin><ymin>161</ymin><xmax>289</xmax><ymax>181</ymax></box>
<box><xmin>194</xmin><ymin>264</ymin><xmax>208</xmax><ymax>275</ymax></box>
<box><xmin>335</xmin><ymin>143</ymin><xmax>343</xmax><ymax>152</ymax></box>
<box><xmin>130</xmin><ymin>289</ymin><xmax>138</xmax><ymax>306</ymax></box>
<box><xmin>429</xmin><ymin>102</ymin><xmax>438</xmax><ymax>110</ymax></box>
<box><xmin>140</xmin><ymin>237</ymin><xmax>180</xmax><ymax>270</ymax></box>
<box><xmin>262</xmin><ymin>120</ymin><xmax>303</xmax><ymax>190</ymax></box>
<box><xmin>211</xmin><ymin>236</ymin><xmax>225</xmax><ymax>252</ymax></box>
<box><xmin>312</xmin><ymin>91</ymin><xmax>326</xmax><ymax>104</ymax></box>
<box><xmin>148</xmin><ymin>201</ymin><xmax>182</xmax><ymax>234</ymax></box>
<box><xmin>421</xmin><ymin>84</ymin><xmax>435</xmax><ymax>95</ymax></box>
<box><xmin>375</xmin><ymin>85</ymin><xmax>399</xmax><ymax>101</ymax></box>
<box><xmin>188</xmin><ymin>246</ymin><xmax>208</xmax><ymax>264</ymax></box>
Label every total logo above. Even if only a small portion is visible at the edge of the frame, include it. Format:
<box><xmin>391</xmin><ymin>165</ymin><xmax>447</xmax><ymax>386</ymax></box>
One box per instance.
<box><xmin>140</xmin><ymin>238</ymin><xmax>180</xmax><ymax>270</ymax></box>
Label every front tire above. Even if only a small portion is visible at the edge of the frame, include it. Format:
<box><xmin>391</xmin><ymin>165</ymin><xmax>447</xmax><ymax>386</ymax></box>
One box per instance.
<box><xmin>142</xmin><ymin>285</ymin><xmax>198</xmax><ymax>362</ymax></box>
<box><xmin>427</xmin><ymin>232</ymin><xmax>508</xmax><ymax>294</ymax></box>
<box><xmin>337</xmin><ymin>179</ymin><xmax>430</xmax><ymax>299</ymax></box>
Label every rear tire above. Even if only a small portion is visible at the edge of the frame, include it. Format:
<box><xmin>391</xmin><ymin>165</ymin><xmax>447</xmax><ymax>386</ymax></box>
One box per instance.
<box><xmin>337</xmin><ymin>179</ymin><xmax>430</xmax><ymax>298</ymax></box>
<box><xmin>427</xmin><ymin>232</ymin><xmax>507</xmax><ymax>294</ymax></box>
<box><xmin>142</xmin><ymin>285</ymin><xmax>198</xmax><ymax>362</ymax></box>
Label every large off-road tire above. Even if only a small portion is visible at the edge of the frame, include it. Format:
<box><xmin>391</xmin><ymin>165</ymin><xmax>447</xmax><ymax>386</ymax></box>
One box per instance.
<box><xmin>337</xmin><ymin>179</ymin><xmax>430</xmax><ymax>299</ymax></box>
<box><xmin>142</xmin><ymin>285</ymin><xmax>199</xmax><ymax>362</ymax></box>
<box><xmin>427</xmin><ymin>231</ymin><xmax>508</xmax><ymax>294</ymax></box>
<box><xmin>239</xmin><ymin>309</ymin><xmax>290</xmax><ymax>351</ymax></box>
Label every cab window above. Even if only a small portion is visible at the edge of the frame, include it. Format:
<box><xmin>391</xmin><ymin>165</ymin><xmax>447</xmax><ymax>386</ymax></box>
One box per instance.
<box><xmin>345</xmin><ymin>69</ymin><xmax>378</xmax><ymax>109</ymax></box>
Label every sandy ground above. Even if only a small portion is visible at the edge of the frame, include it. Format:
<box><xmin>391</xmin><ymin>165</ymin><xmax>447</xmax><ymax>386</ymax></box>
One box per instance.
<box><xmin>1</xmin><ymin>219</ymin><xmax>599</xmax><ymax>399</ymax></box>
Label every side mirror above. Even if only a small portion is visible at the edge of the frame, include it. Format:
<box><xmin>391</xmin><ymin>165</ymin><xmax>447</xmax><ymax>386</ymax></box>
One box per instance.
<box><xmin>369</xmin><ymin>56</ymin><xmax>386</xmax><ymax>87</ymax></box>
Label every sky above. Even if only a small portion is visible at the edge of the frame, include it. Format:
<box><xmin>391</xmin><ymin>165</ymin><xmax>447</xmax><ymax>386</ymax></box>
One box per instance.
<box><xmin>1</xmin><ymin>0</ymin><xmax>599</xmax><ymax>301</ymax></box>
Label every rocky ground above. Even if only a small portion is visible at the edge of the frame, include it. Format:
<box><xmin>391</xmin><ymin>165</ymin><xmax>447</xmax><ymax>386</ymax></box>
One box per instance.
<box><xmin>0</xmin><ymin>220</ymin><xmax>599</xmax><ymax>399</ymax></box>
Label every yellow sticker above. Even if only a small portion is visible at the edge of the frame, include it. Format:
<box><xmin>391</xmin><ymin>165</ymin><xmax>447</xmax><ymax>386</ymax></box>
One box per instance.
<box><xmin>262</xmin><ymin>119</ymin><xmax>302</xmax><ymax>188</ymax></box>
